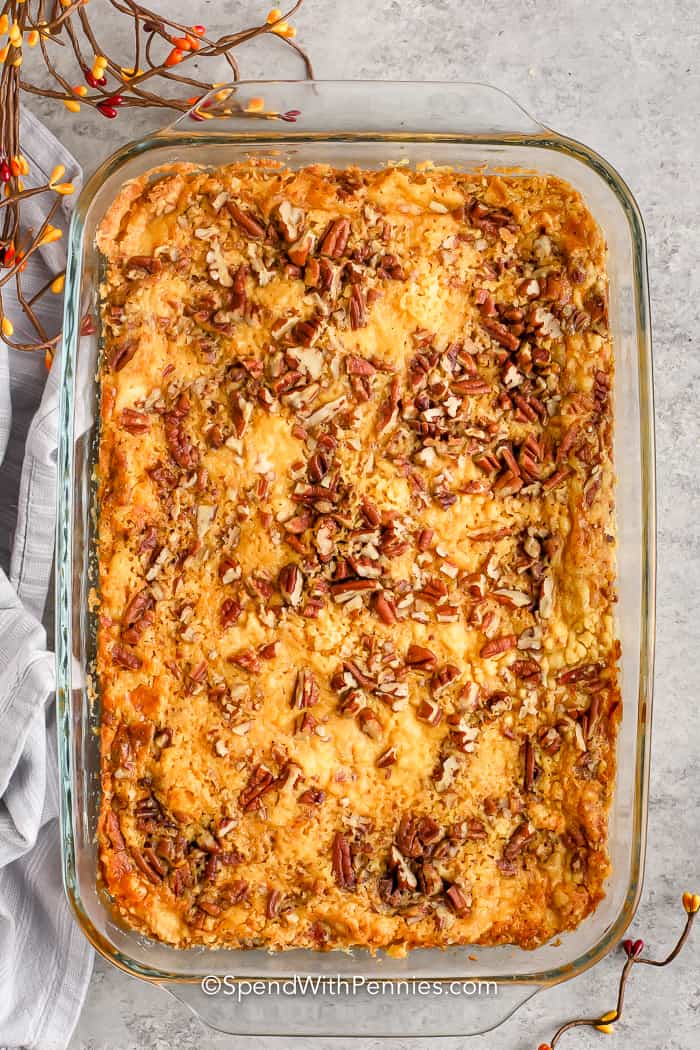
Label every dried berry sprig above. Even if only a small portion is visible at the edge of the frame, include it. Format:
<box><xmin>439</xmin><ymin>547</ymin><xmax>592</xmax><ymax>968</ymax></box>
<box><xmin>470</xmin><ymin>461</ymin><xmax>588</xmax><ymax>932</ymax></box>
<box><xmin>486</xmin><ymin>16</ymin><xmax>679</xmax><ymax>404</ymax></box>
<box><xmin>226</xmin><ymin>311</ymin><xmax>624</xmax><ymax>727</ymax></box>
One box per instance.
<box><xmin>538</xmin><ymin>893</ymin><xmax>699</xmax><ymax>1050</ymax></box>
<box><xmin>0</xmin><ymin>2</ymin><xmax>312</xmax><ymax>357</ymax></box>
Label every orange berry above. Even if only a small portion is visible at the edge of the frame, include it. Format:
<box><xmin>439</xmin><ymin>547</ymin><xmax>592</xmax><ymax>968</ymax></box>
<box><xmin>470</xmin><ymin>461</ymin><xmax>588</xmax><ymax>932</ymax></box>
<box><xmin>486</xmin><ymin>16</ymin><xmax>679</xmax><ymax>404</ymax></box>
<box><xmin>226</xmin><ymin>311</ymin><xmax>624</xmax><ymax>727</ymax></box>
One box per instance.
<box><xmin>683</xmin><ymin>892</ymin><xmax>700</xmax><ymax>914</ymax></box>
<box><xmin>266</xmin><ymin>8</ymin><xmax>283</xmax><ymax>23</ymax></box>
<box><xmin>164</xmin><ymin>48</ymin><xmax>185</xmax><ymax>67</ymax></box>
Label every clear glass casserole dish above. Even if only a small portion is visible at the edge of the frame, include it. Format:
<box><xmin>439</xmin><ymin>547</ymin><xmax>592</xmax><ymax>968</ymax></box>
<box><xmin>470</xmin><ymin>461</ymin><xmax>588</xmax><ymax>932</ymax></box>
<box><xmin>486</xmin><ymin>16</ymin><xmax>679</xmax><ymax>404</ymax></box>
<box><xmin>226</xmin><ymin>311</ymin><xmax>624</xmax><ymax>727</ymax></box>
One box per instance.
<box><xmin>56</xmin><ymin>80</ymin><xmax>655</xmax><ymax>1037</ymax></box>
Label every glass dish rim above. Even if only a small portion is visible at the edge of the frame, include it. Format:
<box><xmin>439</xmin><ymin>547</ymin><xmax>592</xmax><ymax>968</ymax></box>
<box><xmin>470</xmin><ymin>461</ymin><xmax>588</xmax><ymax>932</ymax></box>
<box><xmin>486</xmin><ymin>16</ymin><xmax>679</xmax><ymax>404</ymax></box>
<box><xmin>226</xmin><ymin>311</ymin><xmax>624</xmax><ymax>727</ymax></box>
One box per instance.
<box><xmin>55</xmin><ymin>78</ymin><xmax>656</xmax><ymax>990</ymax></box>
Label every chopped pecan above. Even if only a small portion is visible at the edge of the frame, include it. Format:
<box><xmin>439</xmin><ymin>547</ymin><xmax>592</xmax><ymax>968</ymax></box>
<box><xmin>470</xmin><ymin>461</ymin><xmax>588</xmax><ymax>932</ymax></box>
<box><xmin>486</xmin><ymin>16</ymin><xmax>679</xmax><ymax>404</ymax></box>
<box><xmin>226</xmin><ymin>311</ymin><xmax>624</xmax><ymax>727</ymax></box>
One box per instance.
<box><xmin>389</xmin><ymin>845</ymin><xmax>418</xmax><ymax>890</ymax></box>
<box><xmin>227</xmin><ymin>201</ymin><xmax>266</xmax><ymax>239</ymax></box>
<box><xmin>357</xmin><ymin>707</ymin><xmax>383</xmax><ymax>740</ymax></box>
<box><xmin>111</xmin><ymin>644</ymin><xmax>141</xmax><ymax>670</ymax></box>
<box><xmin>374</xmin><ymin>592</ymin><xmax>398</xmax><ymax>625</ymax></box>
<box><xmin>132</xmin><ymin>846</ymin><xmax>165</xmax><ymax>884</ymax></box>
<box><xmin>503</xmin><ymin>821</ymin><xmax>534</xmax><ymax>860</ymax></box>
<box><xmin>511</xmin><ymin>658</ymin><xmax>541</xmax><ymax>680</ymax></box>
<box><xmin>377</xmin><ymin>746</ymin><xmax>398</xmax><ymax>769</ymax></box>
<box><xmin>346</xmin><ymin>354</ymin><xmax>376</xmax><ymax>376</ymax></box>
<box><xmin>228</xmin><ymin>648</ymin><xmax>261</xmax><ymax>673</ymax></box>
<box><xmin>292</xmin><ymin>668</ymin><xmax>320</xmax><ymax>709</ymax></box>
<box><xmin>331</xmin><ymin>830</ymin><xmax>355</xmax><ymax>889</ymax></box>
<box><xmin>349</xmin><ymin>285</ymin><xmax>367</xmax><ymax>330</ymax></box>
<box><xmin>105</xmin><ymin>806</ymin><xmax>129</xmax><ymax>849</ymax></box>
<box><xmin>120</xmin><ymin>408</ymin><xmax>150</xmax><ymax>433</ymax></box>
<box><xmin>556</xmin><ymin>661</ymin><xmax>605</xmax><ymax>684</ymax></box>
<box><xmin>220</xmin><ymin>598</ymin><xmax>242</xmax><ymax>629</ymax></box>
<box><xmin>164</xmin><ymin>411</ymin><xmax>199</xmax><ymax>471</ymax></box>
<box><xmin>480</xmin><ymin>635</ymin><xmax>517</xmax><ymax>659</ymax></box>
<box><xmin>418</xmin><ymin>861</ymin><xmax>443</xmax><ymax>897</ymax></box>
<box><xmin>298</xmin><ymin>787</ymin><xmax>325</xmax><ymax>805</ymax></box>
<box><xmin>273</xmin><ymin>199</ymin><xmax>305</xmax><ymax>243</ymax></box>
<box><xmin>279</xmin><ymin>562</ymin><xmax>304</xmax><ymax>607</ymax></box>
<box><xmin>109</xmin><ymin>339</ymin><xmax>138</xmax><ymax>372</ymax></box>
<box><xmin>288</xmin><ymin>230</ymin><xmax>316</xmax><ymax>267</ymax></box>
<box><xmin>126</xmin><ymin>254</ymin><xmax>162</xmax><ymax>275</ymax></box>
<box><xmin>481</xmin><ymin>317</ymin><xmax>520</xmax><ymax>351</ymax></box>
<box><xmin>405</xmin><ymin>644</ymin><xmax>437</xmax><ymax>671</ymax></box>
<box><xmin>320</xmin><ymin>218</ymin><xmax>351</xmax><ymax>258</ymax></box>
<box><xmin>123</xmin><ymin>588</ymin><xmax>154</xmax><ymax>628</ymax></box>
<box><xmin>431</xmin><ymin>664</ymin><xmax>460</xmax><ymax>696</ymax></box>
<box><xmin>445</xmin><ymin>882</ymin><xmax>472</xmax><ymax>915</ymax></box>
<box><xmin>415</xmin><ymin>697</ymin><xmax>442</xmax><ymax>722</ymax></box>
<box><xmin>258</xmin><ymin>641</ymin><xmax>279</xmax><ymax>660</ymax></box>
<box><xmin>239</xmin><ymin>764</ymin><xmax>276</xmax><ymax>811</ymax></box>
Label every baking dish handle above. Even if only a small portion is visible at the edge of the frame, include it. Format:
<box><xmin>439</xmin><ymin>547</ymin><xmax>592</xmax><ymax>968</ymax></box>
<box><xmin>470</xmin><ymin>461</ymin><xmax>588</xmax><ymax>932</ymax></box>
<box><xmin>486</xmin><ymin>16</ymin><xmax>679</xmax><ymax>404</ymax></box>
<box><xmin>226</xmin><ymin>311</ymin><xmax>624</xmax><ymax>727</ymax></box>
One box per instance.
<box><xmin>158</xmin><ymin>79</ymin><xmax>547</xmax><ymax>139</ymax></box>
<box><xmin>164</xmin><ymin>978</ymin><xmax>539</xmax><ymax>1037</ymax></box>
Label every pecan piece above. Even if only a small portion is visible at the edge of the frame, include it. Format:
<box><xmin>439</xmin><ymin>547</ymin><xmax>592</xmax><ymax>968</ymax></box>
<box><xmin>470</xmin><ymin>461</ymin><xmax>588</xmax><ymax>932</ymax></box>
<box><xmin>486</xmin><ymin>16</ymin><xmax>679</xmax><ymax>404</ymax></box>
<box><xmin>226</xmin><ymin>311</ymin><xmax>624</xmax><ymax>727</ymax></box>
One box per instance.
<box><xmin>445</xmin><ymin>882</ymin><xmax>472</xmax><ymax>915</ymax></box>
<box><xmin>481</xmin><ymin>317</ymin><xmax>520</xmax><ymax>351</ymax></box>
<box><xmin>288</xmin><ymin>230</ymin><xmax>316</xmax><ymax>267</ymax></box>
<box><xmin>164</xmin><ymin>411</ymin><xmax>199</xmax><ymax>471</ymax></box>
<box><xmin>227</xmin><ymin>201</ymin><xmax>266</xmax><ymax>239</ymax></box>
<box><xmin>120</xmin><ymin>408</ymin><xmax>150</xmax><ymax>433</ymax></box>
<box><xmin>349</xmin><ymin>285</ymin><xmax>367</xmax><ymax>330</ymax></box>
<box><xmin>292</xmin><ymin>668</ymin><xmax>320</xmax><ymax>708</ymax></box>
<box><xmin>377</xmin><ymin>375</ymin><xmax>400</xmax><ymax>432</ymax></box>
<box><xmin>377</xmin><ymin>746</ymin><xmax>398</xmax><ymax>769</ymax></box>
<box><xmin>331</xmin><ymin>831</ymin><xmax>355</xmax><ymax>889</ymax></box>
<box><xmin>480</xmin><ymin>635</ymin><xmax>517</xmax><ymax>659</ymax></box>
<box><xmin>239</xmin><ymin>764</ymin><xmax>276</xmax><ymax>811</ymax></box>
<box><xmin>416</xmin><ymin>698</ymin><xmax>442</xmax><ymax>726</ymax></box>
<box><xmin>405</xmin><ymin>644</ymin><xmax>437</xmax><ymax>671</ymax></box>
<box><xmin>132</xmin><ymin>847</ymin><xmax>165</xmax><ymax>884</ymax></box>
<box><xmin>419</xmin><ymin>861</ymin><xmax>444</xmax><ymax>897</ymax></box>
<box><xmin>503</xmin><ymin>821</ymin><xmax>534</xmax><ymax>861</ymax></box>
<box><xmin>357</xmin><ymin>707</ymin><xmax>383</xmax><ymax>740</ymax></box>
<box><xmin>307</xmin><ymin>450</ymin><xmax>330</xmax><ymax>483</ymax></box>
<box><xmin>109</xmin><ymin>339</ymin><xmax>138</xmax><ymax>372</ymax></box>
<box><xmin>220</xmin><ymin>598</ymin><xmax>242</xmax><ymax>629</ymax></box>
<box><xmin>279</xmin><ymin>562</ymin><xmax>304</xmax><ymax>607</ymax></box>
<box><xmin>431</xmin><ymin>663</ymin><xmax>460</xmax><ymax>696</ymax></box>
<box><xmin>273</xmin><ymin>199</ymin><xmax>305</xmax><ymax>243</ymax></box>
<box><xmin>320</xmin><ymin>218</ymin><xmax>351</xmax><ymax>258</ymax></box>
<box><xmin>126</xmin><ymin>254</ymin><xmax>162</xmax><ymax>275</ymax></box>
<box><xmin>228</xmin><ymin>648</ymin><xmax>261</xmax><ymax>673</ymax></box>
<box><xmin>111</xmin><ymin>644</ymin><xmax>141</xmax><ymax>670</ymax></box>
<box><xmin>123</xmin><ymin>588</ymin><xmax>154</xmax><ymax>628</ymax></box>
<box><xmin>389</xmin><ymin>845</ymin><xmax>418</xmax><ymax>890</ymax></box>
<box><xmin>346</xmin><ymin>354</ymin><xmax>376</xmax><ymax>376</ymax></box>
<box><xmin>374</xmin><ymin>592</ymin><xmax>398</xmax><ymax>625</ymax></box>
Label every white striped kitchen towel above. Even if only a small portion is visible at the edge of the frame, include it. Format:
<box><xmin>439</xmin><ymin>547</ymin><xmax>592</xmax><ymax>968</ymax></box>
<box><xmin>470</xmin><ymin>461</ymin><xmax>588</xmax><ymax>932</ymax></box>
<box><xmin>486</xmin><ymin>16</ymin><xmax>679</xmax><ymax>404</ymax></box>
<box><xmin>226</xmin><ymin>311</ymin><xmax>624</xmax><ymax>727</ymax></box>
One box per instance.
<box><xmin>0</xmin><ymin>108</ymin><xmax>93</xmax><ymax>1050</ymax></box>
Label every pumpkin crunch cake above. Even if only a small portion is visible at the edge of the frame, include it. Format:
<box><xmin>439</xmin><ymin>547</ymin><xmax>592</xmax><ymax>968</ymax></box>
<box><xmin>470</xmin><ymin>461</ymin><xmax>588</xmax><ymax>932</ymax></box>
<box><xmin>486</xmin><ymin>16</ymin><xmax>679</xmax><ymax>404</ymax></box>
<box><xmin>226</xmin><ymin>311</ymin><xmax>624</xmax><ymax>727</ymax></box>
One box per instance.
<box><xmin>95</xmin><ymin>161</ymin><xmax>620</xmax><ymax>953</ymax></box>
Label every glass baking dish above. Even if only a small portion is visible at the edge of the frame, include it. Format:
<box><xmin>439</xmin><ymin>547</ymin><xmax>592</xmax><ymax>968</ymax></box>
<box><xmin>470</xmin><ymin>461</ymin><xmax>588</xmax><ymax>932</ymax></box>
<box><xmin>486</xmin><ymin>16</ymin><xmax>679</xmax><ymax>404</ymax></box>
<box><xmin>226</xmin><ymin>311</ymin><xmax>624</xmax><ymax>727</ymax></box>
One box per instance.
<box><xmin>56</xmin><ymin>80</ymin><xmax>655</xmax><ymax>1037</ymax></box>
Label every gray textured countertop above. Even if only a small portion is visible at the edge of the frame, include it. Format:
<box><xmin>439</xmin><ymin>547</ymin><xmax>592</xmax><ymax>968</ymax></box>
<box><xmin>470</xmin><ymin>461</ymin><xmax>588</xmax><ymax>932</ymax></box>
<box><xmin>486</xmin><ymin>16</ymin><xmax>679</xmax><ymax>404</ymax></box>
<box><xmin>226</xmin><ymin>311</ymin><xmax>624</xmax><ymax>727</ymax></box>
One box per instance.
<box><xmin>28</xmin><ymin>0</ymin><xmax>699</xmax><ymax>1046</ymax></box>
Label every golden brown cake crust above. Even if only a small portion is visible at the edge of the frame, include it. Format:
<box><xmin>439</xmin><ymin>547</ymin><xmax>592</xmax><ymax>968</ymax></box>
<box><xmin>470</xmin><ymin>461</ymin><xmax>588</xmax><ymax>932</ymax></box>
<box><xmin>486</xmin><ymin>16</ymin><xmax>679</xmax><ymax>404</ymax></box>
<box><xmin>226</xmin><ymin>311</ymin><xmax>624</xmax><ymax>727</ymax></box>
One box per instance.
<box><xmin>95</xmin><ymin>161</ymin><xmax>620</xmax><ymax>953</ymax></box>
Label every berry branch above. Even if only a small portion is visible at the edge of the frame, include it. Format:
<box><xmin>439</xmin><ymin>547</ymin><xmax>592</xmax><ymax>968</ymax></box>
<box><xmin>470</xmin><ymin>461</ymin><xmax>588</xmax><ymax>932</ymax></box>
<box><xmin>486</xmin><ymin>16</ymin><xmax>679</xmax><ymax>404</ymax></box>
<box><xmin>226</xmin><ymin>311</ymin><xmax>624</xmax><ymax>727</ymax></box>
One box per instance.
<box><xmin>0</xmin><ymin>1</ymin><xmax>312</xmax><ymax>359</ymax></box>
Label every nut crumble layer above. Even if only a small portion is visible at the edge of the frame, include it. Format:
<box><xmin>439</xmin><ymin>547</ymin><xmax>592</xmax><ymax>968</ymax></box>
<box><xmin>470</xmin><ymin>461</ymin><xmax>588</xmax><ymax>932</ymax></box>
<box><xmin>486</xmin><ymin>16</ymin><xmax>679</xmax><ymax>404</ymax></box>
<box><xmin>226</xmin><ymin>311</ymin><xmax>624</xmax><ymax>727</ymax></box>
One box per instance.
<box><xmin>96</xmin><ymin>162</ymin><xmax>620</xmax><ymax>952</ymax></box>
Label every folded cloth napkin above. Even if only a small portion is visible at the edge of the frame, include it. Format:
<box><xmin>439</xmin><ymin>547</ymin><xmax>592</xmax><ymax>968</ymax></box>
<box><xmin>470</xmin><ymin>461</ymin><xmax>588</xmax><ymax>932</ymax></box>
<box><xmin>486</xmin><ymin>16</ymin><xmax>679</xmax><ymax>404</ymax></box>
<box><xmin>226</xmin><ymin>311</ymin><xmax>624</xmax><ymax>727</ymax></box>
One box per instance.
<box><xmin>0</xmin><ymin>109</ymin><xmax>93</xmax><ymax>1050</ymax></box>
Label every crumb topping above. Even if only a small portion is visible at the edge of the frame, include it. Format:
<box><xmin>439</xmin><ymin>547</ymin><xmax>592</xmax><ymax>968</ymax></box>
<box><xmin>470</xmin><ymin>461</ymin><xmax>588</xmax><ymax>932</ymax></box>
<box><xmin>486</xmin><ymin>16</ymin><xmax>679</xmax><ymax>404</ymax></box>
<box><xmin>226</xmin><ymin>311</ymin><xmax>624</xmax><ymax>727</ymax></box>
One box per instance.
<box><xmin>96</xmin><ymin>162</ymin><xmax>619</xmax><ymax>952</ymax></box>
